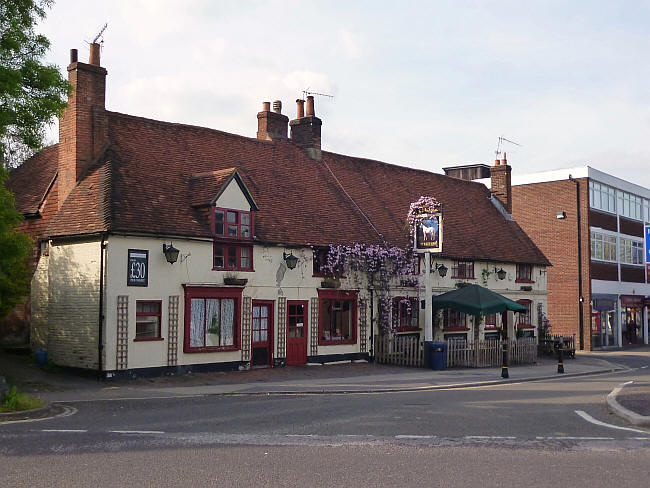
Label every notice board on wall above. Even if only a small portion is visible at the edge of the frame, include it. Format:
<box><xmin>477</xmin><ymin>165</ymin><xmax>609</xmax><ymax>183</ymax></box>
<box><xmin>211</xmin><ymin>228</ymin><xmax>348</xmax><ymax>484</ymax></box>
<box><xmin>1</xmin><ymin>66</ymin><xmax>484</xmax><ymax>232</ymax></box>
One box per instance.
<box><xmin>127</xmin><ymin>249</ymin><xmax>149</xmax><ymax>287</ymax></box>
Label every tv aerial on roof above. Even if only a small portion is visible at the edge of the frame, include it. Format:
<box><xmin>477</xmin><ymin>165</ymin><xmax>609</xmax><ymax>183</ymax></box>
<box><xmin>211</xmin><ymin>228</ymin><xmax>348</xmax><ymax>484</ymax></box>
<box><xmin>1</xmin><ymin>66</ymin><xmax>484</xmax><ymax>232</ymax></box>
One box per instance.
<box><xmin>495</xmin><ymin>135</ymin><xmax>521</xmax><ymax>158</ymax></box>
<box><xmin>302</xmin><ymin>87</ymin><xmax>334</xmax><ymax>100</ymax></box>
<box><xmin>86</xmin><ymin>23</ymin><xmax>108</xmax><ymax>45</ymax></box>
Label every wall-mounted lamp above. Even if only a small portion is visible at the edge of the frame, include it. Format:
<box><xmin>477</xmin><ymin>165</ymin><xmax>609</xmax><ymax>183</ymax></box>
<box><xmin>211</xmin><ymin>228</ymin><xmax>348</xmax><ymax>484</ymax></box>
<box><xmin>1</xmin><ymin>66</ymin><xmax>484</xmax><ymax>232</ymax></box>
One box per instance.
<box><xmin>283</xmin><ymin>251</ymin><xmax>299</xmax><ymax>270</ymax></box>
<box><xmin>556</xmin><ymin>211</ymin><xmax>567</xmax><ymax>220</ymax></box>
<box><xmin>435</xmin><ymin>263</ymin><xmax>448</xmax><ymax>278</ymax></box>
<box><xmin>163</xmin><ymin>243</ymin><xmax>180</xmax><ymax>264</ymax></box>
<box><xmin>494</xmin><ymin>267</ymin><xmax>507</xmax><ymax>280</ymax></box>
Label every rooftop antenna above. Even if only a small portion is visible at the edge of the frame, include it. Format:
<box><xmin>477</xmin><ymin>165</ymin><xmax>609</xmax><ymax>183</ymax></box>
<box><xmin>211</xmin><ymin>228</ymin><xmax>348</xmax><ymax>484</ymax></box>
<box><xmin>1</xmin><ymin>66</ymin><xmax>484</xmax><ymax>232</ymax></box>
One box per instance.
<box><xmin>495</xmin><ymin>135</ymin><xmax>521</xmax><ymax>159</ymax></box>
<box><xmin>302</xmin><ymin>87</ymin><xmax>334</xmax><ymax>100</ymax></box>
<box><xmin>88</xmin><ymin>23</ymin><xmax>108</xmax><ymax>44</ymax></box>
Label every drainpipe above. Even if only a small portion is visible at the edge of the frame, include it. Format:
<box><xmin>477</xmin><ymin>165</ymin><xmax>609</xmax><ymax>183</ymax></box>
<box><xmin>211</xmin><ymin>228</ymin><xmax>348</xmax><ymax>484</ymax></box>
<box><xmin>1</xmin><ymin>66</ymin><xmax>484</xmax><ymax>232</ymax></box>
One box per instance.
<box><xmin>98</xmin><ymin>235</ymin><xmax>107</xmax><ymax>379</ymax></box>
<box><xmin>569</xmin><ymin>176</ymin><xmax>585</xmax><ymax>350</ymax></box>
<box><xmin>369</xmin><ymin>288</ymin><xmax>374</xmax><ymax>359</ymax></box>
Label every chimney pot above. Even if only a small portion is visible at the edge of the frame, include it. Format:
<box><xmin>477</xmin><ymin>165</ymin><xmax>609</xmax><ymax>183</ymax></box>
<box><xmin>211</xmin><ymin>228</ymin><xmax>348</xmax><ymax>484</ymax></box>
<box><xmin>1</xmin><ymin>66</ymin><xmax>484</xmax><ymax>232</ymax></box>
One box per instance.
<box><xmin>306</xmin><ymin>95</ymin><xmax>315</xmax><ymax>116</ymax></box>
<box><xmin>70</xmin><ymin>49</ymin><xmax>78</xmax><ymax>63</ymax></box>
<box><xmin>272</xmin><ymin>100</ymin><xmax>282</xmax><ymax>113</ymax></box>
<box><xmin>296</xmin><ymin>99</ymin><xmax>305</xmax><ymax>118</ymax></box>
<box><xmin>262</xmin><ymin>101</ymin><xmax>271</xmax><ymax>112</ymax></box>
<box><xmin>89</xmin><ymin>42</ymin><xmax>101</xmax><ymax>66</ymax></box>
<box><xmin>502</xmin><ymin>152</ymin><xmax>507</xmax><ymax>166</ymax></box>
<box><xmin>494</xmin><ymin>158</ymin><xmax>500</xmax><ymax>167</ymax></box>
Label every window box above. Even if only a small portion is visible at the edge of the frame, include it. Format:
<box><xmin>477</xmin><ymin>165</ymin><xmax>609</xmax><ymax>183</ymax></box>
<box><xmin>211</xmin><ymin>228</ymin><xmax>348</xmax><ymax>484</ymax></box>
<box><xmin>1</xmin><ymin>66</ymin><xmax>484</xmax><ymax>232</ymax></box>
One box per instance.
<box><xmin>223</xmin><ymin>277</ymin><xmax>248</xmax><ymax>286</ymax></box>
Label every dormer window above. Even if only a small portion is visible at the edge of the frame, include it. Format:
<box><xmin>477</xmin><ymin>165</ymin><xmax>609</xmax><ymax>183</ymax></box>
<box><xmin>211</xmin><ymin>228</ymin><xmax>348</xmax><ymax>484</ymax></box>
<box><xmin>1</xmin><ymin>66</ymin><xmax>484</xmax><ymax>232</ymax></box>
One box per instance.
<box><xmin>214</xmin><ymin>208</ymin><xmax>253</xmax><ymax>240</ymax></box>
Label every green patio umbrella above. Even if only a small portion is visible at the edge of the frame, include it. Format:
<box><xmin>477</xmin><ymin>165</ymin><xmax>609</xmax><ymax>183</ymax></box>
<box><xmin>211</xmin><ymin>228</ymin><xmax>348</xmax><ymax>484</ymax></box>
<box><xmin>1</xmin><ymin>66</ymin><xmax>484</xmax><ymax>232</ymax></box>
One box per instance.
<box><xmin>431</xmin><ymin>283</ymin><xmax>527</xmax><ymax>315</ymax></box>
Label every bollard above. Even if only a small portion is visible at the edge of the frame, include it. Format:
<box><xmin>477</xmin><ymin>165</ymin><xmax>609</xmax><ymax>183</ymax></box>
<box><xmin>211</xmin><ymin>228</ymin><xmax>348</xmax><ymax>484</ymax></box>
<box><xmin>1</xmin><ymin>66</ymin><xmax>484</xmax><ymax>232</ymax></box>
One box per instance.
<box><xmin>557</xmin><ymin>343</ymin><xmax>564</xmax><ymax>374</ymax></box>
<box><xmin>501</xmin><ymin>341</ymin><xmax>509</xmax><ymax>379</ymax></box>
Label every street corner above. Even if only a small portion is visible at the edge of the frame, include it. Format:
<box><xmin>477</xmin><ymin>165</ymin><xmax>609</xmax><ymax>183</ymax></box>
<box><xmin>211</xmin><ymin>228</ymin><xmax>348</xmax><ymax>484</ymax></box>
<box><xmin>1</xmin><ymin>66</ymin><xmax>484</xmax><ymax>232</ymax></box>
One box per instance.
<box><xmin>606</xmin><ymin>380</ymin><xmax>650</xmax><ymax>427</ymax></box>
<box><xmin>0</xmin><ymin>403</ymin><xmax>75</xmax><ymax>424</ymax></box>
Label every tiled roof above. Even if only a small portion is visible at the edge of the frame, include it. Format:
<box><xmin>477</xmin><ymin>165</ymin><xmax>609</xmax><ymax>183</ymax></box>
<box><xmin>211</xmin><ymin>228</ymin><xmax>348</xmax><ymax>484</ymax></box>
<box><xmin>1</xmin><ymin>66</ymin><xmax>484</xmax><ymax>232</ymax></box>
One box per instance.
<box><xmin>6</xmin><ymin>144</ymin><xmax>58</xmax><ymax>215</ymax></box>
<box><xmin>189</xmin><ymin>168</ymin><xmax>238</xmax><ymax>207</ymax></box>
<box><xmin>12</xmin><ymin>110</ymin><xmax>550</xmax><ymax>266</ymax></box>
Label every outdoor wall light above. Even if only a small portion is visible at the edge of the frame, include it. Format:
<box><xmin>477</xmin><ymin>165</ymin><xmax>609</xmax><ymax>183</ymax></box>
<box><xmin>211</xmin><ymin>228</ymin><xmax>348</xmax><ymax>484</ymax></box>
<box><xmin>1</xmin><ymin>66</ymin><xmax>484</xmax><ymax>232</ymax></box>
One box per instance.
<box><xmin>435</xmin><ymin>263</ymin><xmax>448</xmax><ymax>278</ymax></box>
<box><xmin>494</xmin><ymin>267</ymin><xmax>507</xmax><ymax>280</ymax></box>
<box><xmin>556</xmin><ymin>211</ymin><xmax>567</xmax><ymax>219</ymax></box>
<box><xmin>162</xmin><ymin>243</ymin><xmax>180</xmax><ymax>264</ymax></box>
<box><xmin>283</xmin><ymin>251</ymin><xmax>299</xmax><ymax>270</ymax></box>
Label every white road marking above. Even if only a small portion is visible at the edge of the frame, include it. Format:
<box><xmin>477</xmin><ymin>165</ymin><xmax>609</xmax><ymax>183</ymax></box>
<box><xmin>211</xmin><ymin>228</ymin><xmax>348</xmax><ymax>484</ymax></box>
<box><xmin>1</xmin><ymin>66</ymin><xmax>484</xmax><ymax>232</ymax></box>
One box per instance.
<box><xmin>575</xmin><ymin>410</ymin><xmax>650</xmax><ymax>434</ymax></box>
<box><xmin>464</xmin><ymin>436</ymin><xmax>516</xmax><ymax>440</ymax></box>
<box><xmin>395</xmin><ymin>435</ymin><xmax>435</xmax><ymax>439</ymax></box>
<box><xmin>109</xmin><ymin>430</ymin><xmax>165</xmax><ymax>434</ymax></box>
<box><xmin>40</xmin><ymin>429</ymin><xmax>87</xmax><ymax>433</ymax></box>
<box><xmin>536</xmin><ymin>436</ymin><xmax>614</xmax><ymax>440</ymax></box>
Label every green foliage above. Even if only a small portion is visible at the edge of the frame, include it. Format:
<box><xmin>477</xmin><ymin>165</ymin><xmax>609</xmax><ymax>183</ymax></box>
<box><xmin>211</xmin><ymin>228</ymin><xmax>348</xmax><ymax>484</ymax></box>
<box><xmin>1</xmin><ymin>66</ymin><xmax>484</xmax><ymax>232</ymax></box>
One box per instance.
<box><xmin>1</xmin><ymin>385</ymin><xmax>45</xmax><ymax>412</ymax></box>
<box><xmin>0</xmin><ymin>167</ymin><xmax>32</xmax><ymax>319</ymax></box>
<box><xmin>0</xmin><ymin>0</ymin><xmax>70</xmax><ymax>168</ymax></box>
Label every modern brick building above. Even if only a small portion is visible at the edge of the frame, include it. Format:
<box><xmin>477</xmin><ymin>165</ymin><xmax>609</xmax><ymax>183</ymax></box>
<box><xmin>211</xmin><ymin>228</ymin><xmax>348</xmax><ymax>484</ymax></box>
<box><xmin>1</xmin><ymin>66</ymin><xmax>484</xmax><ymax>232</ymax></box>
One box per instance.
<box><xmin>450</xmin><ymin>163</ymin><xmax>650</xmax><ymax>351</ymax></box>
<box><xmin>4</xmin><ymin>44</ymin><xmax>550</xmax><ymax>376</ymax></box>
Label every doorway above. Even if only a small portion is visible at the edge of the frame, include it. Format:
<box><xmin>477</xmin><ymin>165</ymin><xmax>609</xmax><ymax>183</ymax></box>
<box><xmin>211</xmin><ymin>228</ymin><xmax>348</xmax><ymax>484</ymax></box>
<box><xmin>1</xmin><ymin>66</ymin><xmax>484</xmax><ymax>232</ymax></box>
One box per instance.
<box><xmin>251</xmin><ymin>301</ymin><xmax>273</xmax><ymax>367</ymax></box>
<box><xmin>286</xmin><ymin>301</ymin><xmax>308</xmax><ymax>365</ymax></box>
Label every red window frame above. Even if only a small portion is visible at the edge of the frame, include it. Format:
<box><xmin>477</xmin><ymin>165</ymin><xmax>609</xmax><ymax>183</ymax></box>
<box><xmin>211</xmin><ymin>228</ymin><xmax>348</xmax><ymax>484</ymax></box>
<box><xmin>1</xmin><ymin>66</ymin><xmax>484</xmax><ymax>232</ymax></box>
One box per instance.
<box><xmin>213</xmin><ymin>243</ymin><xmax>253</xmax><ymax>271</ymax></box>
<box><xmin>318</xmin><ymin>289</ymin><xmax>358</xmax><ymax>345</ymax></box>
<box><xmin>183</xmin><ymin>286</ymin><xmax>242</xmax><ymax>353</ymax></box>
<box><xmin>213</xmin><ymin>207</ymin><xmax>254</xmax><ymax>241</ymax></box>
<box><xmin>445</xmin><ymin>308</ymin><xmax>470</xmax><ymax>331</ymax></box>
<box><xmin>484</xmin><ymin>313</ymin><xmax>497</xmax><ymax>330</ymax></box>
<box><xmin>515</xmin><ymin>264</ymin><xmax>534</xmax><ymax>283</ymax></box>
<box><xmin>135</xmin><ymin>300</ymin><xmax>163</xmax><ymax>341</ymax></box>
<box><xmin>392</xmin><ymin>297</ymin><xmax>420</xmax><ymax>331</ymax></box>
<box><xmin>452</xmin><ymin>260</ymin><xmax>475</xmax><ymax>279</ymax></box>
<box><xmin>516</xmin><ymin>299</ymin><xmax>534</xmax><ymax>328</ymax></box>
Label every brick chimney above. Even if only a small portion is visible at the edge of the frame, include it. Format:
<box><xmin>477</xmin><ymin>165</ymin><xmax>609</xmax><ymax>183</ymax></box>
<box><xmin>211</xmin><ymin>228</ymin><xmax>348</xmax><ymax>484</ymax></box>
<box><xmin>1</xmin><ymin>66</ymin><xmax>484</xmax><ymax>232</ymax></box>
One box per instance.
<box><xmin>256</xmin><ymin>100</ymin><xmax>288</xmax><ymax>140</ymax></box>
<box><xmin>290</xmin><ymin>95</ymin><xmax>322</xmax><ymax>160</ymax></box>
<box><xmin>58</xmin><ymin>43</ymin><xmax>108</xmax><ymax>209</ymax></box>
<box><xmin>490</xmin><ymin>152</ymin><xmax>512</xmax><ymax>213</ymax></box>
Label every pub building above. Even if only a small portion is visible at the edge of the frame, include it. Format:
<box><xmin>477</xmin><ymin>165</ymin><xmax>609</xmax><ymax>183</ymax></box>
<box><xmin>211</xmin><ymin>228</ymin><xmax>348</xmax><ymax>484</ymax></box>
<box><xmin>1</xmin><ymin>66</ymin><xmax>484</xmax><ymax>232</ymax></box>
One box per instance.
<box><xmin>4</xmin><ymin>43</ymin><xmax>550</xmax><ymax>376</ymax></box>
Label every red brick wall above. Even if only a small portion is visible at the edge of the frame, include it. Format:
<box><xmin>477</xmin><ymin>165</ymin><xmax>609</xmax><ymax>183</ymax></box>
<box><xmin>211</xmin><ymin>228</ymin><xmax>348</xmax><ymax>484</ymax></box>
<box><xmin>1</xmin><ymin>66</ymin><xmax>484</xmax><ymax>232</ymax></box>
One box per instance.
<box><xmin>490</xmin><ymin>164</ymin><xmax>512</xmax><ymax>213</ymax></box>
<box><xmin>512</xmin><ymin>178</ymin><xmax>592</xmax><ymax>350</ymax></box>
<box><xmin>58</xmin><ymin>62</ymin><xmax>107</xmax><ymax>209</ymax></box>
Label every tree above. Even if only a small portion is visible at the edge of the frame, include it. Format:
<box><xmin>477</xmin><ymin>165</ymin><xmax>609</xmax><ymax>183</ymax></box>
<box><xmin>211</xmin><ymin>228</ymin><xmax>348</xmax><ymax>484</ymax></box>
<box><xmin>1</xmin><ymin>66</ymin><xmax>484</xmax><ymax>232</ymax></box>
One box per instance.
<box><xmin>0</xmin><ymin>0</ymin><xmax>69</xmax><ymax>169</ymax></box>
<box><xmin>0</xmin><ymin>167</ymin><xmax>32</xmax><ymax>319</ymax></box>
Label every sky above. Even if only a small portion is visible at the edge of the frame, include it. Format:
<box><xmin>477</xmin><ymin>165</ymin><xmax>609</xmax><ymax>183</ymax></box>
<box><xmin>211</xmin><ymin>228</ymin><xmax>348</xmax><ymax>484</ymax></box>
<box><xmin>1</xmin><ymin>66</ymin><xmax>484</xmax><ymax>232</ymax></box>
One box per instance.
<box><xmin>38</xmin><ymin>0</ymin><xmax>650</xmax><ymax>187</ymax></box>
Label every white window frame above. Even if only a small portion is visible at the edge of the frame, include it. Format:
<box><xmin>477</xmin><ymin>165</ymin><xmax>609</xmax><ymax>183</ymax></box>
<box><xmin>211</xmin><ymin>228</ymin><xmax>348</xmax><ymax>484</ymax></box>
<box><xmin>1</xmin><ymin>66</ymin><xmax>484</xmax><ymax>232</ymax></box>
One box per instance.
<box><xmin>589</xmin><ymin>181</ymin><xmax>616</xmax><ymax>214</ymax></box>
<box><xmin>617</xmin><ymin>190</ymin><xmax>642</xmax><ymax>221</ymax></box>
<box><xmin>590</xmin><ymin>230</ymin><xmax>617</xmax><ymax>263</ymax></box>
<box><xmin>619</xmin><ymin>238</ymin><xmax>644</xmax><ymax>265</ymax></box>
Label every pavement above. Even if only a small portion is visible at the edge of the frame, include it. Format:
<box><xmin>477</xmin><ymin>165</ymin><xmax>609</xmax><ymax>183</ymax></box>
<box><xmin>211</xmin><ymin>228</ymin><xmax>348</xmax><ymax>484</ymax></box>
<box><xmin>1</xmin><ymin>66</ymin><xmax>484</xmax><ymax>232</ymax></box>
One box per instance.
<box><xmin>0</xmin><ymin>347</ymin><xmax>648</xmax><ymax>424</ymax></box>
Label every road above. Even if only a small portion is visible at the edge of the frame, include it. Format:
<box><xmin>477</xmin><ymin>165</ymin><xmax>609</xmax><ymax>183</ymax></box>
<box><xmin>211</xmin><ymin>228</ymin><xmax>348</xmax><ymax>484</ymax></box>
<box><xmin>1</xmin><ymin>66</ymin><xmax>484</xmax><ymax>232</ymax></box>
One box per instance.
<box><xmin>1</xmin><ymin>351</ymin><xmax>649</xmax><ymax>487</ymax></box>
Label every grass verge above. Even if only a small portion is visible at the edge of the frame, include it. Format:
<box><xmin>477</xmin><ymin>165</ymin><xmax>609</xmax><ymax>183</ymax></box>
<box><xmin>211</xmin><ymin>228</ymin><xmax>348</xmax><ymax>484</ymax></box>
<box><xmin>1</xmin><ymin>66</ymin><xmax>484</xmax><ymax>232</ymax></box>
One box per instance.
<box><xmin>0</xmin><ymin>385</ymin><xmax>45</xmax><ymax>413</ymax></box>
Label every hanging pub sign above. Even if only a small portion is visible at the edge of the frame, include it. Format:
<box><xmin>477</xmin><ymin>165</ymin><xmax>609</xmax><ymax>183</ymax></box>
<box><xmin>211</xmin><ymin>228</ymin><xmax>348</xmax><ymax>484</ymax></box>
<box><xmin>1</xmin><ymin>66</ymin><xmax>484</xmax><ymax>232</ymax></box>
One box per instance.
<box><xmin>127</xmin><ymin>249</ymin><xmax>149</xmax><ymax>287</ymax></box>
<box><xmin>409</xmin><ymin>196</ymin><xmax>443</xmax><ymax>253</ymax></box>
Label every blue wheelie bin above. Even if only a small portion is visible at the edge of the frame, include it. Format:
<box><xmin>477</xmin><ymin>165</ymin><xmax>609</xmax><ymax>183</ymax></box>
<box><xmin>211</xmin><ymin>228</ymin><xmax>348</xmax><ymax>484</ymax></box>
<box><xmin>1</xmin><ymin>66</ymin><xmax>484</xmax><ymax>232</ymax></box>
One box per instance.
<box><xmin>431</xmin><ymin>341</ymin><xmax>447</xmax><ymax>370</ymax></box>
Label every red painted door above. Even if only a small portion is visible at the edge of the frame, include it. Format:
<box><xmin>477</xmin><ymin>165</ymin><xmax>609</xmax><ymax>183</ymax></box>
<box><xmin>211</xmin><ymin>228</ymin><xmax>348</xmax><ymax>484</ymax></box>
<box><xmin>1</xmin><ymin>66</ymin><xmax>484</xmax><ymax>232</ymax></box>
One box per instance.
<box><xmin>252</xmin><ymin>301</ymin><xmax>273</xmax><ymax>367</ymax></box>
<box><xmin>286</xmin><ymin>301</ymin><xmax>308</xmax><ymax>365</ymax></box>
